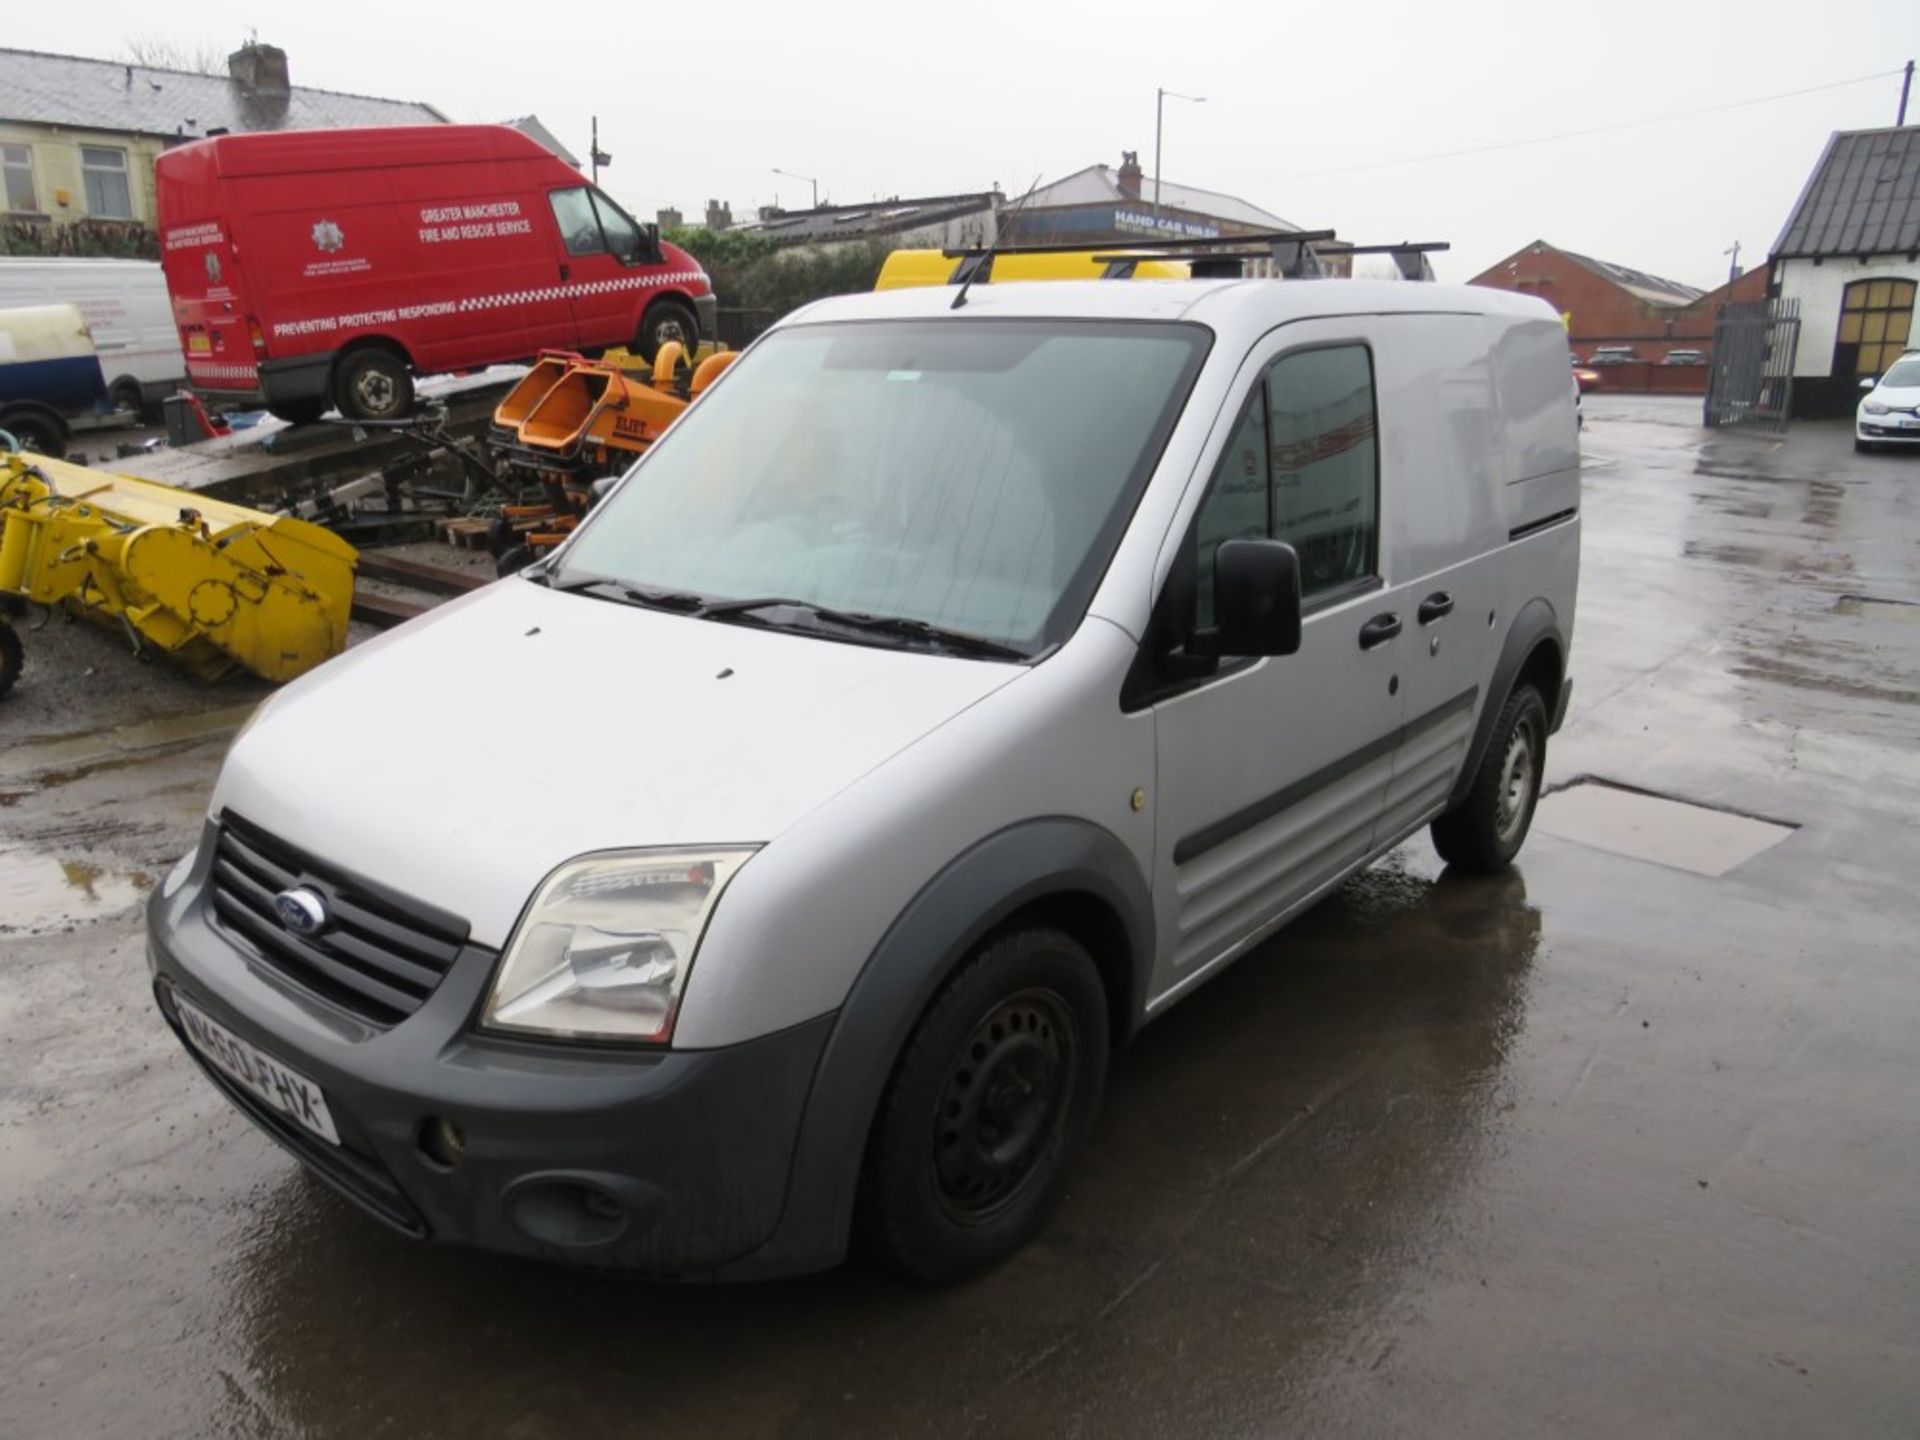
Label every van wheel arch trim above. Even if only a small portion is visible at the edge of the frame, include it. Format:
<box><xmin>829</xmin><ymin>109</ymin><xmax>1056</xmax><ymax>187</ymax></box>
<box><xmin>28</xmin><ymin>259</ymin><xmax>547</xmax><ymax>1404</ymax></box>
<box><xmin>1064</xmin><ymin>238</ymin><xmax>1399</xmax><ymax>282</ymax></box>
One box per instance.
<box><xmin>714</xmin><ymin>817</ymin><xmax>1153</xmax><ymax>1280</ymax></box>
<box><xmin>1448</xmin><ymin>598</ymin><xmax>1564</xmax><ymax>812</ymax></box>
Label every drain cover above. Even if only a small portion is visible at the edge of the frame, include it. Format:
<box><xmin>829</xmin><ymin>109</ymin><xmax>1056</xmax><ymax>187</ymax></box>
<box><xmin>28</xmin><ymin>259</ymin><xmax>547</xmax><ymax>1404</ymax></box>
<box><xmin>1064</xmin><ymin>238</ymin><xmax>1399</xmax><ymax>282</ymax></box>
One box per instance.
<box><xmin>1532</xmin><ymin>781</ymin><xmax>1795</xmax><ymax>877</ymax></box>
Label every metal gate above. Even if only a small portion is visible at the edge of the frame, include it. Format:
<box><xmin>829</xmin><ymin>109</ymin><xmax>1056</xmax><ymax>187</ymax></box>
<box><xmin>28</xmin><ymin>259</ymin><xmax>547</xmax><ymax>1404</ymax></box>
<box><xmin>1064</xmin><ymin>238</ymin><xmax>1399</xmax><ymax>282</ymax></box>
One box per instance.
<box><xmin>1704</xmin><ymin>298</ymin><xmax>1800</xmax><ymax>434</ymax></box>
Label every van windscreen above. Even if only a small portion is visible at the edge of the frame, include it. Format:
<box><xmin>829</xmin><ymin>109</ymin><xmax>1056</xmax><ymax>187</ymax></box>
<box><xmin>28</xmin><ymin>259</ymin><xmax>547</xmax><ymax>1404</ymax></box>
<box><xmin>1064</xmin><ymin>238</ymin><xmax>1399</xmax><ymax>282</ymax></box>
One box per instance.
<box><xmin>554</xmin><ymin>318</ymin><xmax>1209</xmax><ymax>655</ymax></box>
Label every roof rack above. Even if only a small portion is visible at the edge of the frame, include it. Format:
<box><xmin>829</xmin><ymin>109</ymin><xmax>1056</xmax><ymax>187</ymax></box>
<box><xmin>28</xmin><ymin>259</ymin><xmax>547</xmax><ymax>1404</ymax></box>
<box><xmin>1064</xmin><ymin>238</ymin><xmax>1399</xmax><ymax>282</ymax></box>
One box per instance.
<box><xmin>940</xmin><ymin>231</ymin><xmax>1449</xmax><ymax>282</ymax></box>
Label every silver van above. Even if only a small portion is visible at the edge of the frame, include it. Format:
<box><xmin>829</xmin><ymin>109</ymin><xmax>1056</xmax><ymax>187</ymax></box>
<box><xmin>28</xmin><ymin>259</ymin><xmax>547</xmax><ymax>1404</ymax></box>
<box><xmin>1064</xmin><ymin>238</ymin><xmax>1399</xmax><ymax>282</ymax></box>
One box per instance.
<box><xmin>148</xmin><ymin>278</ymin><xmax>1580</xmax><ymax>1281</ymax></box>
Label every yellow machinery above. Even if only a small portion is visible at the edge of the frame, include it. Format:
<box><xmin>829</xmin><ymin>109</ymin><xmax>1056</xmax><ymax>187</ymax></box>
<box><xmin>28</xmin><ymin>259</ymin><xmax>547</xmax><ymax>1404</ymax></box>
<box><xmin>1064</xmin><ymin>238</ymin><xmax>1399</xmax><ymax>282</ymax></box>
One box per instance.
<box><xmin>874</xmin><ymin>248</ymin><xmax>1191</xmax><ymax>290</ymax></box>
<box><xmin>0</xmin><ymin>450</ymin><xmax>357</xmax><ymax>695</ymax></box>
<box><xmin>482</xmin><ymin>342</ymin><xmax>738</xmax><ymax>570</ymax></box>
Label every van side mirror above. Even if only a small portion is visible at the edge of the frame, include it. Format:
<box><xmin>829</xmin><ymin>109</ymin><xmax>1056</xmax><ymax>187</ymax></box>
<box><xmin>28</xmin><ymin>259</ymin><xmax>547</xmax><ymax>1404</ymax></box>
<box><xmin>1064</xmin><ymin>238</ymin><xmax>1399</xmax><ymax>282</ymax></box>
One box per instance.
<box><xmin>1860</xmin><ymin>377</ymin><xmax>1876</xmax><ymax>390</ymax></box>
<box><xmin>1191</xmin><ymin>539</ymin><xmax>1302</xmax><ymax>658</ymax></box>
<box><xmin>644</xmin><ymin>222</ymin><xmax>661</xmax><ymax>260</ymax></box>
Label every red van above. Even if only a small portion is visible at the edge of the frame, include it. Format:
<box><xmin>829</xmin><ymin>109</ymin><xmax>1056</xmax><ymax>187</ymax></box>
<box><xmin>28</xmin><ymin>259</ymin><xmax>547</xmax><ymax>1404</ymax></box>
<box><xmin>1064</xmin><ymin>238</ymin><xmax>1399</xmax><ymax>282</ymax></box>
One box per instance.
<box><xmin>156</xmin><ymin>125</ymin><xmax>714</xmax><ymax>423</ymax></box>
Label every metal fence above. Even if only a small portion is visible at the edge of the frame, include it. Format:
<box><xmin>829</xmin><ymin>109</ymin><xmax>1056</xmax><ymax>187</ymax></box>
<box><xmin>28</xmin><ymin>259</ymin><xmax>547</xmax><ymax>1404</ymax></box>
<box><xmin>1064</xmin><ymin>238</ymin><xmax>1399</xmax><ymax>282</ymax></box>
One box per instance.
<box><xmin>1704</xmin><ymin>298</ymin><xmax>1800</xmax><ymax>435</ymax></box>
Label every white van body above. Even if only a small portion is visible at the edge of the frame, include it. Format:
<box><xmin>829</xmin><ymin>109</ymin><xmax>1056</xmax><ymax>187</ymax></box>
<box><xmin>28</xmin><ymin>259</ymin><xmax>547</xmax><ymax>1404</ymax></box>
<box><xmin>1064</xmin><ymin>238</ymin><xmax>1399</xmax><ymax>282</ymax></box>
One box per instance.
<box><xmin>149</xmin><ymin>278</ymin><xmax>1580</xmax><ymax>1281</ymax></box>
<box><xmin>0</xmin><ymin>302</ymin><xmax>105</xmax><ymax>455</ymax></box>
<box><xmin>0</xmin><ymin>258</ymin><xmax>186</xmax><ymax>413</ymax></box>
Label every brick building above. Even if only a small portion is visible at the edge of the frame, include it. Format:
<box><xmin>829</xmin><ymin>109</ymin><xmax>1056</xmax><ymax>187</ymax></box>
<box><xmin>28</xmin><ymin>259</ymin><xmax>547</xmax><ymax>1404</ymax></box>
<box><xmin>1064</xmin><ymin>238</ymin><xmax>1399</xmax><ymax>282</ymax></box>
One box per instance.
<box><xmin>1469</xmin><ymin>240</ymin><xmax>1766</xmax><ymax>368</ymax></box>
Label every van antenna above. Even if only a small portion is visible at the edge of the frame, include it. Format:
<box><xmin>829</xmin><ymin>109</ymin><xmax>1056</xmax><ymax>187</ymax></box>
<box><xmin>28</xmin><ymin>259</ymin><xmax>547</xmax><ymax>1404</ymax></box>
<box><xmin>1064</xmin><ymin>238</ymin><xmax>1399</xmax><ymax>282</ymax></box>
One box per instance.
<box><xmin>952</xmin><ymin>173</ymin><xmax>1042</xmax><ymax>311</ymax></box>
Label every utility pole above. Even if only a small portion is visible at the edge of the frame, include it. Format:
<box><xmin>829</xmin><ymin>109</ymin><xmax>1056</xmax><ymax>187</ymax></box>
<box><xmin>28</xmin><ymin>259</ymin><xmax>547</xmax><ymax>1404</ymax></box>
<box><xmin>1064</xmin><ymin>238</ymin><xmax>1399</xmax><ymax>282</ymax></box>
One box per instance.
<box><xmin>1725</xmin><ymin>240</ymin><xmax>1741</xmax><ymax>286</ymax></box>
<box><xmin>1900</xmin><ymin>60</ymin><xmax>1914</xmax><ymax>127</ymax></box>
<box><xmin>589</xmin><ymin>116</ymin><xmax>612</xmax><ymax>184</ymax></box>
<box><xmin>1153</xmin><ymin>87</ymin><xmax>1206</xmax><ymax>221</ymax></box>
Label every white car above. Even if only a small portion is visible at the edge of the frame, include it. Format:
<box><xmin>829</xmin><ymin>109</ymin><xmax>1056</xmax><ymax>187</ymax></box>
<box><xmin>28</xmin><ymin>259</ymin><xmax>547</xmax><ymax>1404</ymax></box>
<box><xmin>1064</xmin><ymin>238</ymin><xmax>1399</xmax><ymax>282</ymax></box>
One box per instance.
<box><xmin>1856</xmin><ymin>351</ymin><xmax>1920</xmax><ymax>452</ymax></box>
<box><xmin>148</xmin><ymin>276</ymin><xmax>1580</xmax><ymax>1282</ymax></box>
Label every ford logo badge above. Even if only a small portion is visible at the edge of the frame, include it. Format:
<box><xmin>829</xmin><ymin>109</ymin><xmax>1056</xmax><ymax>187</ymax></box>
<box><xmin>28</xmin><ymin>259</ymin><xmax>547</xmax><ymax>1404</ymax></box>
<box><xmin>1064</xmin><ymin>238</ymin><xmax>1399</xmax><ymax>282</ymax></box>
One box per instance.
<box><xmin>273</xmin><ymin>887</ymin><xmax>328</xmax><ymax>937</ymax></box>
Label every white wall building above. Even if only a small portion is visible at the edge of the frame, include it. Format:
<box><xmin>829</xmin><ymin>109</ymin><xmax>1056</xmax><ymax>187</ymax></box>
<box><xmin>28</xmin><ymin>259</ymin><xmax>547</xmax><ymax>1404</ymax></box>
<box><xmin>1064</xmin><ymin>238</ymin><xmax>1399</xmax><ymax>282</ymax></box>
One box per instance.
<box><xmin>1770</xmin><ymin>124</ymin><xmax>1920</xmax><ymax>417</ymax></box>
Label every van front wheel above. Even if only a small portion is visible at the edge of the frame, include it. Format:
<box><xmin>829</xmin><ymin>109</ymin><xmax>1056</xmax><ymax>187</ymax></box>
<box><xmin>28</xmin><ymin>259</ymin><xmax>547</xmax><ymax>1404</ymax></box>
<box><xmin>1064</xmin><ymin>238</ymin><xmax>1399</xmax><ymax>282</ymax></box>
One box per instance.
<box><xmin>336</xmin><ymin>349</ymin><xmax>414</xmax><ymax>421</ymax></box>
<box><xmin>637</xmin><ymin>301</ymin><xmax>700</xmax><ymax>362</ymax></box>
<box><xmin>1431</xmin><ymin>683</ymin><xmax>1548</xmax><ymax>872</ymax></box>
<box><xmin>862</xmin><ymin>927</ymin><xmax>1108</xmax><ymax>1283</ymax></box>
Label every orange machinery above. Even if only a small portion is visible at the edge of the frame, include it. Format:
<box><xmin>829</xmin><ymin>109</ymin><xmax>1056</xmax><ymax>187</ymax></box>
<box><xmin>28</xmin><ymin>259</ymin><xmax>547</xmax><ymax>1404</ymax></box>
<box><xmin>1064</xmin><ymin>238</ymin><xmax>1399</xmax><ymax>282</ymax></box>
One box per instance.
<box><xmin>485</xmin><ymin>342</ymin><xmax>737</xmax><ymax>571</ymax></box>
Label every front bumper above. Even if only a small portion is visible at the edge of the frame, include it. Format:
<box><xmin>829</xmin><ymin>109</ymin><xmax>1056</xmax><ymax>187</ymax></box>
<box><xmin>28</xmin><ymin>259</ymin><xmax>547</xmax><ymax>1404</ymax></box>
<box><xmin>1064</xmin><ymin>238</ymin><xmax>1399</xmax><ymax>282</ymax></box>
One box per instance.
<box><xmin>1857</xmin><ymin>417</ymin><xmax>1920</xmax><ymax>442</ymax></box>
<box><xmin>147</xmin><ymin>827</ymin><xmax>833</xmax><ymax>1277</ymax></box>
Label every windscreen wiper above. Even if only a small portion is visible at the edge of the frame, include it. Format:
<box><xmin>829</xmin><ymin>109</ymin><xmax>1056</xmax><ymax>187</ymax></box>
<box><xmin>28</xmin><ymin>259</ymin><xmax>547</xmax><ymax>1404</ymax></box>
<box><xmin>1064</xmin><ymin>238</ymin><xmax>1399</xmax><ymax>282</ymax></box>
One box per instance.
<box><xmin>699</xmin><ymin>597</ymin><xmax>1027</xmax><ymax>660</ymax></box>
<box><xmin>530</xmin><ymin>570</ymin><xmax>709</xmax><ymax>613</ymax></box>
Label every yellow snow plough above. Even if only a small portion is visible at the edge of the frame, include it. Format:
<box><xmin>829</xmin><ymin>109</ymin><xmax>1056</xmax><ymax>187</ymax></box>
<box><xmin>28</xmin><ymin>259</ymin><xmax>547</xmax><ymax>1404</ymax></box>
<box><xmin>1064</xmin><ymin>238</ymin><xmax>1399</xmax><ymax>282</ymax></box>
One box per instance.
<box><xmin>0</xmin><ymin>449</ymin><xmax>357</xmax><ymax>696</ymax></box>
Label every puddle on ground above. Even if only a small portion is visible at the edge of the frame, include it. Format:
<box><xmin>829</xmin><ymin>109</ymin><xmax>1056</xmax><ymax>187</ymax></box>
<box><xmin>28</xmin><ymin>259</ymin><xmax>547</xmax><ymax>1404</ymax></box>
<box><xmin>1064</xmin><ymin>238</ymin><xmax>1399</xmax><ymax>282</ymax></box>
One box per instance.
<box><xmin>1533</xmin><ymin>781</ymin><xmax>1795</xmax><ymax>879</ymax></box>
<box><xmin>0</xmin><ymin>850</ymin><xmax>153</xmax><ymax>937</ymax></box>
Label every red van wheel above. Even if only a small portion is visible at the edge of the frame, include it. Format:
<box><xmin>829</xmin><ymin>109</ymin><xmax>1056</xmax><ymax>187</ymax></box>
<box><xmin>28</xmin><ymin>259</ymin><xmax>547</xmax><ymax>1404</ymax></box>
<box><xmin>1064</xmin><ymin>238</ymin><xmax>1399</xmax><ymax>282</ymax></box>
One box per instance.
<box><xmin>336</xmin><ymin>349</ymin><xmax>415</xmax><ymax>421</ymax></box>
<box><xmin>638</xmin><ymin>302</ymin><xmax>700</xmax><ymax>362</ymax></box>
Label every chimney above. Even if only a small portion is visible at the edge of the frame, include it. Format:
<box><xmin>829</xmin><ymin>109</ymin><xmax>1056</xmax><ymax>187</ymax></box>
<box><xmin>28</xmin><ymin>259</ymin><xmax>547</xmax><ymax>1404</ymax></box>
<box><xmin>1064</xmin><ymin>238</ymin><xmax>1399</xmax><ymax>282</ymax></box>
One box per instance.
<box><xmin>228</xmin><ymin>42</ymin><xmax>291</xmax><ymax>102</ymax></box>
<box><xmin>706</xmin><ymin>200</ymin><xmax>733</xmax><ymax>232</ymax></box>
<box><xmin>656</xmin><ymin>206</ymin><xmax>684</xmax><ymax>229</ymax></box>
<box><xmin>1117</xmin><ymin>150</ymin><xmax>1143</xmax><ymax>200</ymax></box>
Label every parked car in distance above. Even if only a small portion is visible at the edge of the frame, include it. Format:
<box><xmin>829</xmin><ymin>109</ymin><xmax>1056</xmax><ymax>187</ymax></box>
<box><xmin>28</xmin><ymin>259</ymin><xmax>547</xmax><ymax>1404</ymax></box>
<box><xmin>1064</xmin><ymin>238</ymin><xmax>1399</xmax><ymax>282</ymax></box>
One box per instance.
<box><xmin>0</xmin><ymin>258</ymin><xmax>186</xmax><ymax>420</ymax></box>
<box><xmin>1571</xmin><ymin>357</ymin><xmax>1602</xmax><ymax>392</ymax></box>
<box><xmin>0</xmin><ymin>303</ymin><xmax>106</xmax><ymax>457</ymax></box>
<box><xmin>1662</xmin><ymin>349</ymin><xmax>1707</xmax><ymax>366</ymax></box>
<box><xmin>155</xmin><ymin>125</ymin><xmax>716</xmax><ymax>424</ymax></box>
<box><xmin>1587</xmin><ymin>345</ymin><xmax>1638</xmax><ymax>366</ymax></box>
<box><xmin>1855</xmin><ymin>351</ymin><xmax>1920</xmax><ymax>452</ymax></box>
<box><xmin>148</xmin><ymin>277</ymin><xmax>1581</xmax><ymax>1283</ymax></box>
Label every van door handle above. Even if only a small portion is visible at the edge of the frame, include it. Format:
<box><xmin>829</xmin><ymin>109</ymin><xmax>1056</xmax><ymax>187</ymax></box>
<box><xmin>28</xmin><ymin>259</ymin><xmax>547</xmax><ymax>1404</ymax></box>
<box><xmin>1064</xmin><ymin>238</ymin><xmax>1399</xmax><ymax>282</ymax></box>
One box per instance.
<box><xmin>1358</xmin><ymin>612</ymin><xmax>1402</xmax><ymax>650</ymax></box>
<box><xmin>1417</xmin><ymin>591</ymin><xmax>1454</xmax><ymax>625</ymax></box>
<box><xmin>558</xmin><ymin>262</ymin><xmax>571</xmax><ymax>281</ymax></box>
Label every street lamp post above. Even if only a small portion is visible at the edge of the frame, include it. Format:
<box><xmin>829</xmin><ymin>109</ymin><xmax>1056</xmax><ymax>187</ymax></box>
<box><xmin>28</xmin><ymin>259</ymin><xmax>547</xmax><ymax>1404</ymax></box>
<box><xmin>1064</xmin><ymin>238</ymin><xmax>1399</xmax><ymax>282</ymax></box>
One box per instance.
<box><xmin>771</xmin><ymin>168</ymin><xmax>820</xmax><ymax>209</ymax></box>
<box><xmin>1153</xmin><ymin>87</ymin><xmax>1206</xmax><ymax>220</ymax></box>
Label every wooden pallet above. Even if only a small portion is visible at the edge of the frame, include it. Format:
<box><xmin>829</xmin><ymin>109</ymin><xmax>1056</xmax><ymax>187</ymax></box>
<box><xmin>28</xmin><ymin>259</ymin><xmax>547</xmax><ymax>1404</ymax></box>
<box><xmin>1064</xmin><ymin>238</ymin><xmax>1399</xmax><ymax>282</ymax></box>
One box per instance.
<box><xmin>440</xmin><ymin>518</ymin><xmax>493</xmax><ymax>550</ymax></box>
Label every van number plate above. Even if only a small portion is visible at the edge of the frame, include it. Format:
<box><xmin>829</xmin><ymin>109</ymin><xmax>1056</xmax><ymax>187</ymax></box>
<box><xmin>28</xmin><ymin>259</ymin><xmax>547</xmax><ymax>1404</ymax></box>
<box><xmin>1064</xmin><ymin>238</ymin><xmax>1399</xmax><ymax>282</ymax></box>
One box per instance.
<box><xmin>176</xmin><ymin>994</ymin><xmax>339</xmax><ymax>1145</ymax></box>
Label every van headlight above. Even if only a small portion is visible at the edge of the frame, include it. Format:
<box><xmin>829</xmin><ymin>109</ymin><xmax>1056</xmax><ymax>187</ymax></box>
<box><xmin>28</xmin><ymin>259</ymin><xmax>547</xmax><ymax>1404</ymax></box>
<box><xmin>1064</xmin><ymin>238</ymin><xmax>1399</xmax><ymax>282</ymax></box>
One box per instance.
<box><xmin>481</xmin><ymin>848</ymin><xmax>756</xmax><ymax>1044</ymax></box>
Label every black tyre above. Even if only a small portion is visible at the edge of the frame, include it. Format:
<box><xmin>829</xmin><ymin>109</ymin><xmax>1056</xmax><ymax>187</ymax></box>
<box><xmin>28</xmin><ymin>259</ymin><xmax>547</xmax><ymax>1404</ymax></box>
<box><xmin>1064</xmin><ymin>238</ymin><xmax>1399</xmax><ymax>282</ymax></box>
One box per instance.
<box><xmin>495</xmin><ymin>544</ymin><xmax>535</xmax><ymax>577</ymax></box>
<box><xmin>0</xmin><ymin>621</ymin><xmax>22</xmax><ymax>699</ymax></box>
<box><xmin>2</xmin><ymin>412</ymin><xmax>65</xmax><ymax>458</ymax></box>
<box><xmin>335</xmin><ymin>348</ymin><xmax>414</xmax><ymax>421</ymax></box>
<box><xmin>862</xmin><ymin>927</ymin><xmax>1109</xmax><ymax>1283</ymax></box>
<box><xmin>637</xmin><ymin>301</ymin><xmax>700</xmax><ymax>362</ymax></box>
<box><xmin>110</xmin><ymin>379</ymin><xmax>146</xmax><ymax>419</ymax></box>
<box><xmin>1431</xmin><ymin>684</ymin><xmax>1549</xmax><ymax>873</ymax></box>
<box><xmin>268</xmin><ymin>400</ymin><xmax>328</xmax><ymax>426</ymax></box>
<box><xmin>1854</xmin><ymin>438</ymin><xmax>1875</xmax><ymax>454</ymax></box>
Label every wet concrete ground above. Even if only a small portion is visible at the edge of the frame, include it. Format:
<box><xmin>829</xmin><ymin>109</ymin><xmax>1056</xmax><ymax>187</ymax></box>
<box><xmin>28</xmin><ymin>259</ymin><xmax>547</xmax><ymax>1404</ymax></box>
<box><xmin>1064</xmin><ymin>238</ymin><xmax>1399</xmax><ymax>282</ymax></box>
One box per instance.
<box><xmin>2</xmin><ymin>395</ymin><xmax>1916</xmax><ymax>1437</ymax></box>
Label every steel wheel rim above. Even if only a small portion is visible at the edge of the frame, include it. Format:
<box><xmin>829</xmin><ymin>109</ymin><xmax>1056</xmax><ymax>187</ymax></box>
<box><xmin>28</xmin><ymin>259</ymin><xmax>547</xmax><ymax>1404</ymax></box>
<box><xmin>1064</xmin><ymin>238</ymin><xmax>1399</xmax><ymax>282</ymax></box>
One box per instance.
<box><xmin>355</xmin><ymin>368</ymin><xmax>397</xmax><ymax>414</ymax></box>
<box><xmin>1496</xmin><ymin>722</ymin><xmax>1536</xmax><ymax>844</ymax></box>
<box><xmin>932</xmin><ymin>987</ymin><xmax>1076</xmax><ymax>1224</ymax></box>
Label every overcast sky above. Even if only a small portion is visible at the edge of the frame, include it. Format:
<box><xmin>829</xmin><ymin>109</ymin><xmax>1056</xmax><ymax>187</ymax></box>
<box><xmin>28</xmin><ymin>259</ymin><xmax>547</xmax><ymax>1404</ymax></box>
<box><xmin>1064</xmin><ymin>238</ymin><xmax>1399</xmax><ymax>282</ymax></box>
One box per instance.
<box><xmin>11</xmin><ymin>1</ymin><xmax>1916</xmax><ymax>288</ymax></box>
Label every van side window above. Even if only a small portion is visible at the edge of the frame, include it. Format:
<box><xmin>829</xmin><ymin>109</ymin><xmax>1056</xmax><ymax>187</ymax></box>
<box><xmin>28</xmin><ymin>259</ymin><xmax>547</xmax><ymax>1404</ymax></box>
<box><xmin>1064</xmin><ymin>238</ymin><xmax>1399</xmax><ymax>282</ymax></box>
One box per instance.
<box><xmin>549</xmin><ymin>188</ymin><xmax>605</xmax><ymax>257</ymax></box>
<box><xmin>588</xmin><ymin>190</ymin><xmax>645</xmax><ymax>263</ymax></box>
<box><xmin>1192</xmin><ymin>344</ymin><xmax>1378</xmax><ymax>624</ymax></box>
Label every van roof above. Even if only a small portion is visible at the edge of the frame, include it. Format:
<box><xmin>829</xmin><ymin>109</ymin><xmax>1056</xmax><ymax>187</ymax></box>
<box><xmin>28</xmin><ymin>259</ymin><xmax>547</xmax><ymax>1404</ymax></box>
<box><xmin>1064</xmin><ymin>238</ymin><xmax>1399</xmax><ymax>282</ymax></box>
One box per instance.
<box><xmin>783</xmin><ymin>277</ymin><xmax>1561</xmax><ymax>340</ymax></box>
<box><xmin>156</xmin><ymin>123</ymin><xmax>563</xmax><ymax>181</ymax></box>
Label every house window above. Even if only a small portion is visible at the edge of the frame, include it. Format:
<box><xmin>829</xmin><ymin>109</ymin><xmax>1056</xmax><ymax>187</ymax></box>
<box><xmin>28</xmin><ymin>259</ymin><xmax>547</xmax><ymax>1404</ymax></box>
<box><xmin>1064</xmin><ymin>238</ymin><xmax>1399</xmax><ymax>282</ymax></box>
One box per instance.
<box><xmin>80</xmin><ymin>146</ymin><xmax>133</xmax><ymax>220</ymax></box>
<box><xmin>1833</xmin><ymin>278</ymin><xmax>1916</xmax><ymax>377</ymax></box>
<box><xmin>2</xmin><ymin>144</ymin><xmax>36</xmax><ymax>213</ymax></box>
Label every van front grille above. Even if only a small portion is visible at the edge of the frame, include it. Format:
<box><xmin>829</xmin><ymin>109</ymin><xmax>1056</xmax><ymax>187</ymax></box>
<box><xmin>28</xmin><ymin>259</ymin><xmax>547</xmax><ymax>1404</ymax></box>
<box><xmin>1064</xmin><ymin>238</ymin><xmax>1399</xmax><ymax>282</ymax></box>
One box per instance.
<box><xmin>207</xmin><ymin>813</ymin><xmax>469</xmax><ymax>1026</ymax></box>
